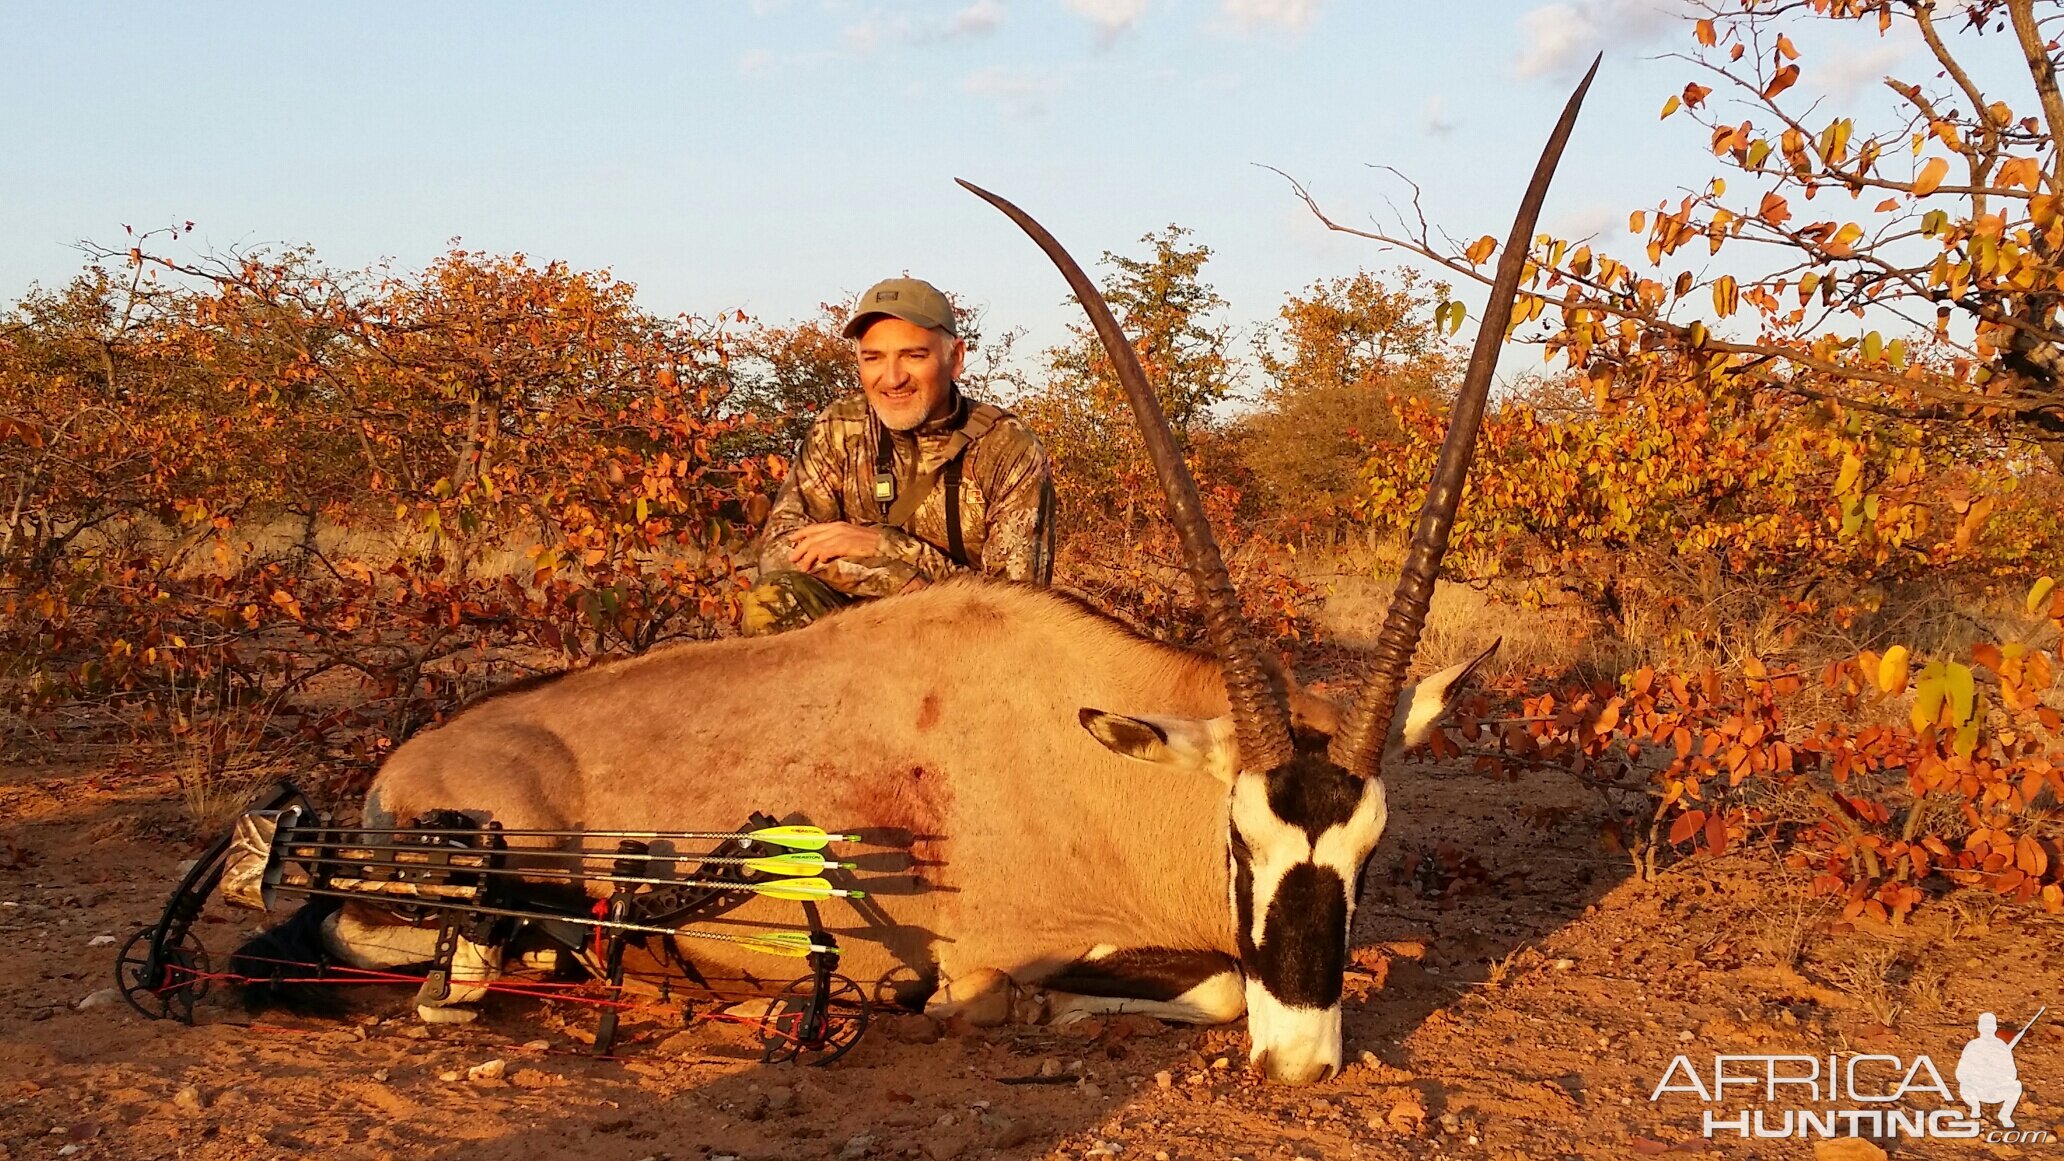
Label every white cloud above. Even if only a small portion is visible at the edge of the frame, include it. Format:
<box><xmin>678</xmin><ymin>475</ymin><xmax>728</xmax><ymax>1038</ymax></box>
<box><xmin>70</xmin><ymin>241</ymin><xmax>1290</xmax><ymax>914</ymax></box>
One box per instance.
<box><xmin>1065</xmin><ymin>0</ymin><xmax>1148</xmax><ymax>45</ymax></box>
<box><xmin>739</xmin><ymin>48</ymin><xmax>776</xmax><ymax>76</ymax></box>
<box><xmin>843</xmin><ymin>15</ymin><xmax>887</xmax><ymax>53</ymax></box>
<box><xmin>1424</xmin><ymin>94</ymin><xmax>1455</xmax><ymax>136</ymax></box>
<box><xmin>962</xmin><ymin>66</ymin><xmax>1064</xmax><ymax>119</ymax></box>
<box><xmin>1222</xmin><ymin>0</ymin><xmax>1321</xmax><ymax>30</ymax></box>
<box><xmin>946</xmin><ymin>0</ymin><xmax>1006</xmax><ymax>37</ymax></box>
<box><xmin>1554</xmin><ymin>203</ymin><xmax>1623</xmax><ymax>241</ymax></box>
<box><xmin>1513</xmin><ymin>0</ymin><xmax>1685</xmax><ymax>79</ymax></box>
<box><xmin>1816</xmin><ymin>43</ymin><xmax>1904</xmax><ymax>101</ymax></box>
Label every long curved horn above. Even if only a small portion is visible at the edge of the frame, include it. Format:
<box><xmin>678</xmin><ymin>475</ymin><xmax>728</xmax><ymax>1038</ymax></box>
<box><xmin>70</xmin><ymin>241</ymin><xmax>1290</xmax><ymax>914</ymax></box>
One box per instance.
<box><xmin>1331</xmin><ymin>56</ymin><xmax>1600</xmax><ymax>778</ymax></box>
<box><xmin>960</xmin><ymin>180</ymin><xmax>1296</xmax><ymax>773</ymax></box>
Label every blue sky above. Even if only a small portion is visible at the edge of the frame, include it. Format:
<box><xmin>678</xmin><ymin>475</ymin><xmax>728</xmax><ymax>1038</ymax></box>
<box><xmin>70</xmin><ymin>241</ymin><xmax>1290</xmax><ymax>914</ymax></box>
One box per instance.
<box><xmin>0</xmin><ymin>1</ymin><xmax>1927</xmax><ymax>379</ymax></box>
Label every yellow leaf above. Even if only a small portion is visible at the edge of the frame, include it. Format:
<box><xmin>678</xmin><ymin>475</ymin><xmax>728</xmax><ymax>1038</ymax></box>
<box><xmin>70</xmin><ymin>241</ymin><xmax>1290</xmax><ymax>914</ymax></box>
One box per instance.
<box><xmin>1877</xmin><ymin>645</ymin><xmax>1911</xmax><ymax>695</ymax></box>
<box><xmin>1465</xmin><ymin>235</ymin><xmax>1497</xmax><ymax>265</ymax></box>
<box><xmin>1695</xmin><ymin>18</ymin><xmax>1716</xmax><ymax>46</ymax></box>
<box><xmin>1835</xmin><ymin>451</ymin><xmax>1862</xmax><ymax>495</ymax></box>
<box><xmin>1953</xmin><ymin>718</ymin><xmax>1980</xmax><ymax>759</ymax></box>
<box><xmin>1911</xmin><ymin>676</ymin><xmax>1944</xmax><ymax>733</ymax></box>
<box><xmin>1913</xmin><ymin>156</ymin><xmax>1949</xmax><ymax>197</ymax></box>
<box><xmin>1660</xmin><ymin>94</ymin><xmax>1681</xmax><ymax>120</ymax></box>
<box><xmin>2029</xmin><ymin>575</ymin><xmax>2056</xmax><ymax>614</ymax></box>
<box><xmin>1712</xmin><ymin>275</ymin><xmax>1739</xmax><ymax>317</ymax></box>
<box><xmin>1945</xmin><ymin>662</ymin><xmax>1976</xmax><ymax>727</ymax></box>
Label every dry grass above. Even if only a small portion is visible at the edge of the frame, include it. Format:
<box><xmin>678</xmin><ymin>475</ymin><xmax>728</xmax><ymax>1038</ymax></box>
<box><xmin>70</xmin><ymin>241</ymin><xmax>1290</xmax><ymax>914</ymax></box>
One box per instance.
<box><xmin>1302</xmin><ymin>555</ymin><xmax>1599</xmax><ymax>682</ymax></box>
<box><xmin>161</xmin><ymin>674</ymin><xmax>314</xmax><ymax>837</ymax></box>
<box><xmin>1820</xmin><ymin>935</ymin><xmax>1909</xmax><ymax>1027</ymax></box>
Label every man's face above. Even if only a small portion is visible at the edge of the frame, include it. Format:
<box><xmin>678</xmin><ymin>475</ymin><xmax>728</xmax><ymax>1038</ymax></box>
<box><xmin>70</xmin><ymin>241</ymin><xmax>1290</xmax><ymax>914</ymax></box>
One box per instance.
<box><xmin>856</xmin><ymin>316</ymin><xmax>965</xmax><ymax>431</ymax></box>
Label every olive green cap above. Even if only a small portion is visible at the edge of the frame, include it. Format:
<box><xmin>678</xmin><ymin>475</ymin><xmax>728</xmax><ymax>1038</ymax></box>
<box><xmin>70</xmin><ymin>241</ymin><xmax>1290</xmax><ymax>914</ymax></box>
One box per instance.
<box><xmin>842</xmin><ymin>277</ymin><xmax>958</xmax><ymax>339</ymax></box>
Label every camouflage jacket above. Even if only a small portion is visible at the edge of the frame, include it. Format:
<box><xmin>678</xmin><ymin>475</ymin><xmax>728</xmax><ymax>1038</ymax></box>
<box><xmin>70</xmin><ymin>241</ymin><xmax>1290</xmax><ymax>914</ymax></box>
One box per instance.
<box><xmin>758</xmin><ymin>389</ymin><xmax>1055</xmax><ymax>597</ymax></box>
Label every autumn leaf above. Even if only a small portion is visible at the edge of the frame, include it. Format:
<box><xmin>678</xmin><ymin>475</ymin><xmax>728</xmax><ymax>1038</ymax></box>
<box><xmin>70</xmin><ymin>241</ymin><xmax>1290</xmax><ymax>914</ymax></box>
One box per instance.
<box><xmin>1877</xmin><ymin>645</ymin><xmax>1910</xmax><ymax>695</ymax></box>
<box><xmin>1764</xmin><ymin>65</ymin><xmax>1800</xmax><ymax>101</ymax></box>
<box><xmin>1683</xmin><ymin>82</ymin><xmax>1712</xmax><ymax>109</ymax></box>
<box><xmin>2029</xmin><ymin>576</ymin><xmax>2056</xmax><ymax>615</ymax></box>
<box><xmin>1464</xmin><ymin>235</ymin><xmax>1497</xmax><ymax>265</ymax></box>
<box><xmin>1694</xmin><ymin>18</ymin><xmax>1716</xmax><ymax>46</ymax></box>
<box><xmin>1758</xmin><ymin>191</ymin><xmax>1790</xmax><ymax>225</ymax></box>
<box><xmin>1913</xmin><ymin>157</ymin><xmax>1949</xmax><ymax>197</ymax></box>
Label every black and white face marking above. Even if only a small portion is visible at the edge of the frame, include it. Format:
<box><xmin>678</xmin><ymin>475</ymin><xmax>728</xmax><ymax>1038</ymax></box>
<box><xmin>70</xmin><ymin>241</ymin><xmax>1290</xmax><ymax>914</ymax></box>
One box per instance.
<box><xmin>1227</xmin><ymin>752</ymin><xmax>1388</xmax><ymax>1085</ymax></box>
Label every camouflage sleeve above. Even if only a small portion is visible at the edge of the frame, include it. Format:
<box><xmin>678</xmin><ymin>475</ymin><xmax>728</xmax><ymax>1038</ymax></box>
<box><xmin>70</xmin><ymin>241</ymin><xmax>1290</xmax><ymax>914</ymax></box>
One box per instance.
<box><xmin>874</xmin><ymin>526</ymin><xmax>966</xmax><ymax>583</ymax></box>
<box><xmin>974</xmin><ymin>429</ymin><xmax>1055</xmax><ymax>585</ymax></box>
<box><xmin>757</xmin><ymin>420</ymin><xmax>845</xmax><ymax>576</ymax></box>
<box><xmin>759</xmin><ymin>417</ymin><xmax>925</xmax><ymax>598</ymax></box>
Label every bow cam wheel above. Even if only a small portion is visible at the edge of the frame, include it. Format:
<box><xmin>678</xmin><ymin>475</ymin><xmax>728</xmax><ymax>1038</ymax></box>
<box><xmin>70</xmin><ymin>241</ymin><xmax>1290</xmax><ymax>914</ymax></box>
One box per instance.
<box><xmin>758</xmin><ymin>972</ymin><xmax>867</xmax><ymax>1066</ymax></box>
<box><xmin>116</xmin><ymin>924</ymin><xmax>211</xmax><ymax>1023</ymax></box>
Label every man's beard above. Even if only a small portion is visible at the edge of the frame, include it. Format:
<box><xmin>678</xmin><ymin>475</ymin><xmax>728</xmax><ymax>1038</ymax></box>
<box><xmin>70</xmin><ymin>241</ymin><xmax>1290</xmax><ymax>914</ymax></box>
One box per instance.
<box><xmin>870</xmin><ymin>389</ymin><xmax>938</xmax><ymax>431</ymax></box>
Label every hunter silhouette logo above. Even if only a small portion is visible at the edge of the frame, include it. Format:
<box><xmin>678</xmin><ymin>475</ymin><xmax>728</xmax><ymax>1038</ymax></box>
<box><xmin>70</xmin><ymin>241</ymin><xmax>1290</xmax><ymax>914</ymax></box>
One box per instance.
<box><xmin>1959</xmin><ymin>1008</ymin><xmax>2042</xmax><ymax>1129</ymax></box>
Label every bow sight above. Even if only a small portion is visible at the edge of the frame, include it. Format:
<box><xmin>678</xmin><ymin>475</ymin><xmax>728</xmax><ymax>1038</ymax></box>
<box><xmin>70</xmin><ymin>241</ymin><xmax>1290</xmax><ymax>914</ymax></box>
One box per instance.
<box><xmin>116</xmin><ymin>783</ymin><xmax>872</xmax><ymax>1064</ymax></box>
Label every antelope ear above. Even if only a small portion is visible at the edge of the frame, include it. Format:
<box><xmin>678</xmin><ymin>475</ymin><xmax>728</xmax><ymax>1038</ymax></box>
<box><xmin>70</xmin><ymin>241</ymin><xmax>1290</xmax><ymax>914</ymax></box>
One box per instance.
<box><xmin>1385</xmin><ymin>639</ymin><xmax>1500</xmax><ymax>762</ymax></box>
<box><xmin>1078</xmin><ymin>709</ymin><xmax>1237</xmax><ymax>785</ymax></box>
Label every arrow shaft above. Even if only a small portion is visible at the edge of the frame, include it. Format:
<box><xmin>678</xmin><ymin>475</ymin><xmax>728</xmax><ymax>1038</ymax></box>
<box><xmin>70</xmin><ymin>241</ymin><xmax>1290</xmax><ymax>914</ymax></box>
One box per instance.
<box><xmin>282</xmin><ymin>843</ymin><xmax>842</xmax><ymax>875</ymax></box>
<box><xmin>268</xmin><ymin>882</ymin><xmax>831</xmax><ymax>955</ymax></box>
<box><xmin>280</xmin><ymin>825</ymin><xmax>855</xmax><ymax>849</ymax></box>
<box><xmin>284</xmin><ymin>853</ymin><xmax>856</xmax><ymax>898</ymax></box>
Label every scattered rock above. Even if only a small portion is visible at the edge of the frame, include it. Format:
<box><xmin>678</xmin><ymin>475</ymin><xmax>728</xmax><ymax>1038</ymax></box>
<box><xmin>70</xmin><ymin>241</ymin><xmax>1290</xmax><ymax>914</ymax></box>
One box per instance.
<box><xmin>400</xmin><ymin>1025</ymin><xmax>431</xmax><ymax>1040</ymax></box>
<box><xmin>765</xmin><ymin>1085</ymin><xmax>797</xmax><ymax>1114</ymax></box>
<box><xmin>1210</xmin><ymin>1056</ymin><xmax>1230</xmax><ymax>1071</ymax></box>
<box><xmin>172</xmin><ymin>1086</ymin><xmax>205</xmax><ymax>1114</ymax></box>
<box><xmin>1154</xmin><ymin>1070</ymin><xmax>1172</xmax><ymax>1090</ymax></box>
<box><xmin>1552</xmin><ymin>957</ymin><xmax>1575</xmax><ymax>971</ymax></box>
<box><xmin>438</xmin><ymin>1071</ymin><xmax>461</xmax><ymax>1083</ymax></box>
<box><xmin>522</xmin><ymin>1039</ymin><xmax>550</xmax><ymax>1051</ymax></box>
<box><xmin>371</xmin><ymin>1069</ymin><xmax>390</xmax><ymax>1083</ymax></box>
<box><xmin>174</xmin><ymin>860</ymin><xmax>198</xmax><ymax>877</ymax></box>
<box><xmin>983</xmin><ymin>1113</ymin><xmax>1035</xmax><ymax>1149</ymax></box>
<box><xmin>467</xmin><ymin>1059</ymin><xmax>507</xmax><ymax>1083</ymax></box>
<box><xmin>75</xmin><ymin>988</ymin><xmax>121</xmax><ymax>1012</ymax></box>
<box><xmin>1037</xmin><ymin>1057</ymin><xmax>1064</xmax><ymax>1078</ymax></box>
<box><xmin>1813</xmin><ymin>1141</ymin><xmax>1889</xmax><ymax>1161</ymax></box>
<box><xmin>510</xmin><ymin>1068</ymin><xmax>567</xmax><ymax>1089</ymax></box>
<box><xmin>86</xmin><ymin>935</ymin><xmax>116</xmax><ymax>948</ymax></box>
<box><xmin>1080</xmin><ymin>1082</ymin><xmax>1103</xmax><ymax>1100</ymax></box>
<box><xmin>839</xmin><ymin>1134</ymin><xmax>877</xmax><ymax>1160</ymax></box>
<box><xmin>884</xmin><ymin>1013</ymin><xmax>942</xmax><ymax>1045</ymax></box>
<box><xmin>1385</xmin><ymin>1097</ymin><xmax>1427</xmax><ymax>1135</ymax></box>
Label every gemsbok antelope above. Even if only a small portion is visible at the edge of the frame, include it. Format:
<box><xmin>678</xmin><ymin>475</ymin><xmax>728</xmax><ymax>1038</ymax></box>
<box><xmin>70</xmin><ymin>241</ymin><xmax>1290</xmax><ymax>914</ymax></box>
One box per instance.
<box><xmin>239</xmin><ymin>64</ymin><xmax>1595</xmax><ymax>1084</ymax></box>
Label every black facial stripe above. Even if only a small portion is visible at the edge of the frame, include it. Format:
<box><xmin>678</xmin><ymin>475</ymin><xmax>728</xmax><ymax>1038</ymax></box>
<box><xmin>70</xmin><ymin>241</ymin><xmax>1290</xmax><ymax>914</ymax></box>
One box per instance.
<box><xmin>1264</xmin><ymin>753</ymin><xmax>1366</xmax><ymax>843</ymax></box>
<box><xmin>1045</xmin><ymin>947</ymin><xmax>1240</xmax><ymax>1002</ymax></box>
<box><xmin>1230</xmin><ymin>832</ymin><xmax>1257</xmax><ymax>961</ymax></box>
<box><xmin>1253</xmin><ymin>862</ymin><xmax>1347</xmax><ymax>1008</ymax></box>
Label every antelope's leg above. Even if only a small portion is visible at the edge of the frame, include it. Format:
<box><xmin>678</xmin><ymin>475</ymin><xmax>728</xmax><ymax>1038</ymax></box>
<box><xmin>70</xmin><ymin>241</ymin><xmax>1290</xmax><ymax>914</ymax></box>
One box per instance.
<box><xmin>321</xmin><ymin>905</ymin><xmax>501</xmax><ymax>1023</ymax></box>
<box><xmin>1039</xmin><ymin>946</ymin><xmax>1245</xmax><ymax>1026</ymax></box>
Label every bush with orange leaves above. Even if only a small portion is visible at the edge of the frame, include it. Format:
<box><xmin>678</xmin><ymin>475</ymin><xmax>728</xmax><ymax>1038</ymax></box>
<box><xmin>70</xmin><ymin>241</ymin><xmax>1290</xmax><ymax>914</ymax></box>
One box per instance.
<box><xmin>1434</xmin><ymin>579</ymin><xmax>2063</xmax><ymax>919</ymax></box>
<box><xmin>0</xmin><ymin>235</ymin><xmax>767</xmax><ymax>795</ymax></box>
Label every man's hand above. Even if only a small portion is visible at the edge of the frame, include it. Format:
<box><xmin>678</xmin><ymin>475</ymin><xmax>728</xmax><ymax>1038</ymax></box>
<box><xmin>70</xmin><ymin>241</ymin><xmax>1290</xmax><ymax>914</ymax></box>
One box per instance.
<box><xmin>786</xmin><ymin>522</ymin><xmax>884</xmax><ymax>573</ymax></box>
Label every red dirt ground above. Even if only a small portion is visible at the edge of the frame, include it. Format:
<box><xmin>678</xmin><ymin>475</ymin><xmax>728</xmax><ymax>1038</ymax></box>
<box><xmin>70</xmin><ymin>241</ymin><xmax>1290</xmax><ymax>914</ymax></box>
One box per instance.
<box><xmin>3</xmin><ymin>754</ymin><xmax>2059</xmax><ymax>1161</ymax></box>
